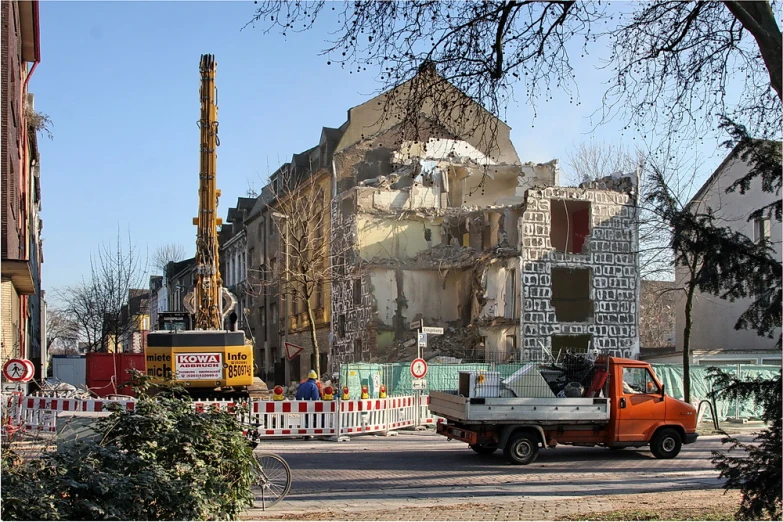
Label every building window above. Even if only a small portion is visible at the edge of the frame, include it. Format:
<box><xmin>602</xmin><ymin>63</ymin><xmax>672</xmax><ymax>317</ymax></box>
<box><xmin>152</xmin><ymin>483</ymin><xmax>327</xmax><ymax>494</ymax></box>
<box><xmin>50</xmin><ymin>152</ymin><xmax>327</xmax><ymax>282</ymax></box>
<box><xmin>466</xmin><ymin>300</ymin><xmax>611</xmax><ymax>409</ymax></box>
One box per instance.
<box><xmin>353</xmin><ymin>278</ymin><xmax>362</xmax><ymax>305</ymax></box>
<box><xmin>315</xmin><ymin>280</ymin><xmax>324</xmax><ymax>309</ymax></box>
<box><xmin>338</xmin><ymin>314</ymin><xmax>346</xmax><ymax>337</ymax></box>
<box><xmin>259</xmin><ymin>306</ymin><xmax>266</xmax><ymax>341</ymax></box>
<box><xmin>754</xmin><ymin>217</ymin><xmax>771</xmax><ymax>243</ymax></box>
<box><xmin>550</xmin><ymin>200</ymin><xmax>590</xmax><ymax>253</ymax></box>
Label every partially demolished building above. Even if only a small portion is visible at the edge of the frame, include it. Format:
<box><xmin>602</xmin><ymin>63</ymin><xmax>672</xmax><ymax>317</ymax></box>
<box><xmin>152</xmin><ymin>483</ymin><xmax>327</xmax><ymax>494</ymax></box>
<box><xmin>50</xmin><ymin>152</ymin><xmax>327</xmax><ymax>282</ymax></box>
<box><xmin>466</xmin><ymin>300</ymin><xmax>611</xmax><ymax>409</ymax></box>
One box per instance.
<box><xmin>327</xmin><ymin>78</ymin><xmax>640</xmax><ymax>372</ymax></box>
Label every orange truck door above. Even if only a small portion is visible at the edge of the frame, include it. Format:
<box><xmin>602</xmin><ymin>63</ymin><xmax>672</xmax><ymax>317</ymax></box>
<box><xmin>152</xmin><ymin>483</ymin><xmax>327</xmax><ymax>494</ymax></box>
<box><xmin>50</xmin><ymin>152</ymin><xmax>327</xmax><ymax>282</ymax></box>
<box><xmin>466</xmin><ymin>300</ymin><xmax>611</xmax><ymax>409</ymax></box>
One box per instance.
<box><xmin>616</xmin><ymin>365</ymin><xmax>666</xmax><ymax>442</ymax></box>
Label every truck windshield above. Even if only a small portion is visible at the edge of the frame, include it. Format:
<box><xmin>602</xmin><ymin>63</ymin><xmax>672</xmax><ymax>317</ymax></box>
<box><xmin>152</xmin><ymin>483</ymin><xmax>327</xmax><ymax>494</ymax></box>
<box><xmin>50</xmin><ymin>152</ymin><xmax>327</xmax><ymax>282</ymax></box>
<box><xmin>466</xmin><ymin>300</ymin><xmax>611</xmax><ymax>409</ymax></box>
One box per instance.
<box><xmin>622</xmin><ymin>367</ymin><xmax>661</xmax><ymax>395</ymax></box>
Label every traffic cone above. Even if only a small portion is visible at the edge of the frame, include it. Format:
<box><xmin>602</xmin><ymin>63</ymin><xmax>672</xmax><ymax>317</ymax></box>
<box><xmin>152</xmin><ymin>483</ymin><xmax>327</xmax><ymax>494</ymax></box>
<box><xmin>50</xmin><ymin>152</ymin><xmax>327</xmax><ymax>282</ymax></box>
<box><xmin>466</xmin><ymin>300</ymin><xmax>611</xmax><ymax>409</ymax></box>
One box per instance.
<box><xmin>272</xmin><ymin>385</ymin><xmax>285</xmax><ymax>401</ymax></box>
<box><xmin>361</xmin><ymin>385</ymin><xmax>369</xmax><ymax>399</ymax></box>
<box><xmin>379</xmin><ymin>385</ymin><xmax>387</xmax><ymax>398</ymax></box>
<box><xmin>341</xmin><ymin>386</ymin><xmax>350</xmax><ymax>400</ymax></box>
<box><xmin>323</xmin><ymin>386</ymin><xmax>334</xmax><ymax>400</ymax></box>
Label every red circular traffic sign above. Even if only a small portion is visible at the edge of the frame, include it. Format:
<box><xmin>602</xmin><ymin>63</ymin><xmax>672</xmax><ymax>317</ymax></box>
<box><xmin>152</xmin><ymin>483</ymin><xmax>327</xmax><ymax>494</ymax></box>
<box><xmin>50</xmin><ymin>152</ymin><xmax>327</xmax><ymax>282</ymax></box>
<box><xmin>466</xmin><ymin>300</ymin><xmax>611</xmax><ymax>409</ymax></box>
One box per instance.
<box><xmin>410</xmin><ymin>358</ymin><xmax>428</xmax><ymax>379</ymax></box>
<box><xmin>3</xmin><ymin>359</ymin><xmax>34</xmax><ymax>382</ymax></box>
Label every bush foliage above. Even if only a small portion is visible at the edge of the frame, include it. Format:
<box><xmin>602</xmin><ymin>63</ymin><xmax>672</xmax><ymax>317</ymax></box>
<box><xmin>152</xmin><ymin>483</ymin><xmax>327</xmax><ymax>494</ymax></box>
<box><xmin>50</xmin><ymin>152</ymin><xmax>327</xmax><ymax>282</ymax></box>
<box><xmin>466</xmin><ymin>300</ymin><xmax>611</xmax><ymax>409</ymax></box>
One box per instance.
<box><xmin>1</xmin><ymin>376</ymin><xmax>256</xmax><ymax>521</ymax></box>
<box><xmin>708</xmin><ymin>368</ymin><xmax>782</xmax><ymax>520</ymax></box>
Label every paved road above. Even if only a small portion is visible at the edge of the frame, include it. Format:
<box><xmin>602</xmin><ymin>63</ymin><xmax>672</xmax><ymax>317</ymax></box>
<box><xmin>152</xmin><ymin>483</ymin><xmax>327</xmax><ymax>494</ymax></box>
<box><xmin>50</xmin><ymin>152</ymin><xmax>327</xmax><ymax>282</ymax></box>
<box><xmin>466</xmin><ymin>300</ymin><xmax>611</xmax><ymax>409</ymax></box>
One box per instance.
<box><xmin>245</xmin><ymin>429</ymin><xmax>747</xmax><ymax>519</ymax></box>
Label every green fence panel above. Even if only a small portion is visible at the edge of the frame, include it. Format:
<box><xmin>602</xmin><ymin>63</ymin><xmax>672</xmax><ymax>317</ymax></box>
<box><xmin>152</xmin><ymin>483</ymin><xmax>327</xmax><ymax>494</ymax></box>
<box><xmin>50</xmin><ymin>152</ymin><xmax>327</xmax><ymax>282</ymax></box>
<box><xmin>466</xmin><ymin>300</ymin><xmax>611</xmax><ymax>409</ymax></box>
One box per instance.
<box><xmin>340</xmin><ymin>362</ymin><xmax>780</xmax><ymax>421</ymax></box>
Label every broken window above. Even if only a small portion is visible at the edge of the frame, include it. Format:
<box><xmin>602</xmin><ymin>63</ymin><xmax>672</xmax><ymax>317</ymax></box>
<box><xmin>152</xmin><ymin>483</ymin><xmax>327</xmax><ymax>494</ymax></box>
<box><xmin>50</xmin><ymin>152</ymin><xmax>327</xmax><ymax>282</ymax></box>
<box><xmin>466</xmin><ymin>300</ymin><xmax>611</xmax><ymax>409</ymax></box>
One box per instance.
<box><xmin>551</xmin><ymin>267</ymin><xmax>592</xmax><ymax>322</ymax></box>
<box><xmin>551</xmin><ymin>334</ymin><xmax>591</xmax><ymax>360</ymax></box>
<box><xmin>550</xmin><ymin>199</ymin><xmax>590</xmax><ymax>253</ymax></box>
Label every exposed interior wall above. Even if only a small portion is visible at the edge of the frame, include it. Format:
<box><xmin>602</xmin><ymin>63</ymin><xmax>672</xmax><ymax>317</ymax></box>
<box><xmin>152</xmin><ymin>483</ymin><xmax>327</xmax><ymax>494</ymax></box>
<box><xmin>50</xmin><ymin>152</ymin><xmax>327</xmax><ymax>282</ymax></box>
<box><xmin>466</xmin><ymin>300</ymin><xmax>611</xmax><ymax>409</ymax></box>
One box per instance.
<box><xmin>520</xmin><ymin>184</ymin><xmax>638</xmax><ymax>360</ymax></box>
<box><xmin>369</xmin><ymin>268</ymin><xmax>471</xmax><ymax>328</ymax></box>
<box><xmin>479</xmin><ymin>259</ymin><xmax>520</xmax><ymax>320</ymax></box>
<box><xmin>478</xmin><ymin>325</ymin><xmax>519</xmax><ymax>362</ymax></box>
<box><xmin>356</xmin><ymin>215</ymin><xmax>443</xmax><ymax>261</ymax></box>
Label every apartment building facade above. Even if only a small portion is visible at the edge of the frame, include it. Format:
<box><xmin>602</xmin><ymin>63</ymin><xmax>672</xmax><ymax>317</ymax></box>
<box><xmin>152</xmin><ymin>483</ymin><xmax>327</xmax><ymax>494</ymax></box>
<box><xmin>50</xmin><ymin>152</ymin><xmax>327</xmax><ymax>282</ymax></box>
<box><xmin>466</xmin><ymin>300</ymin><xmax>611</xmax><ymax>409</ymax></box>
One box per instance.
<box><xmin>1</xmin><ymin>0</ymin><xmax>44</xmax><ymax>378</ymax></box>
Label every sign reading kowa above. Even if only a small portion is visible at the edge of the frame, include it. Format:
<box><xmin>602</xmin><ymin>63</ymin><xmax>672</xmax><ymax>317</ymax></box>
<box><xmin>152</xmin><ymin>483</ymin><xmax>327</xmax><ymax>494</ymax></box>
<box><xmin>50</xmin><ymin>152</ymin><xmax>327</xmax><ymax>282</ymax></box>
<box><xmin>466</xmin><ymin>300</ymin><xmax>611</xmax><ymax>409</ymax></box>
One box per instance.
<box><xmin>175</xmin><ymin>353</ymin><xmax>222</xmax><ymax>380</ymax></box>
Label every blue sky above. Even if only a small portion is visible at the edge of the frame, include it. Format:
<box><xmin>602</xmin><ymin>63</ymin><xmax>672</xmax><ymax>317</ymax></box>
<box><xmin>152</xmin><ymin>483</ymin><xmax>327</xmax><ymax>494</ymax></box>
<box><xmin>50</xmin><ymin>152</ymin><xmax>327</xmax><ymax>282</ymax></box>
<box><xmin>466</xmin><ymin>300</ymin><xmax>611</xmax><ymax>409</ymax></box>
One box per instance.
<box><xmin>35</xmin><ymin>1</ymin><xmax>729</xmax><ymax>302</ymax></box>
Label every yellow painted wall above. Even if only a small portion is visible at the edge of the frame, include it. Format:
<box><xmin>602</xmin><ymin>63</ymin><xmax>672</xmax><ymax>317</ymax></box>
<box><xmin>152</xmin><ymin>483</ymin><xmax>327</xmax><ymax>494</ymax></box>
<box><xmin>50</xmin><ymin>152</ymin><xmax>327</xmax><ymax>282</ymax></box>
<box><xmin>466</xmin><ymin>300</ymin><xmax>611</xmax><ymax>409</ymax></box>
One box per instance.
<box><xmin>357</xmin><ymin>216</ymin><xmax>443</xmax><ymax>261</ymax></box>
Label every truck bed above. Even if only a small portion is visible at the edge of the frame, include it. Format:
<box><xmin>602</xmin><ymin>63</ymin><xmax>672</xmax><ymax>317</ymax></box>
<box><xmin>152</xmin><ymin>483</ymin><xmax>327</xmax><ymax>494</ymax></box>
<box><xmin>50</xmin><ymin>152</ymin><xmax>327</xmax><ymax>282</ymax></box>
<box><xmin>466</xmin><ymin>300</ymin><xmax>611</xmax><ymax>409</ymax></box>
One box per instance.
<box><xmin>429</xmin><ymin>390</ymin><xmax>611</xmax><ymax>424</ymax></box>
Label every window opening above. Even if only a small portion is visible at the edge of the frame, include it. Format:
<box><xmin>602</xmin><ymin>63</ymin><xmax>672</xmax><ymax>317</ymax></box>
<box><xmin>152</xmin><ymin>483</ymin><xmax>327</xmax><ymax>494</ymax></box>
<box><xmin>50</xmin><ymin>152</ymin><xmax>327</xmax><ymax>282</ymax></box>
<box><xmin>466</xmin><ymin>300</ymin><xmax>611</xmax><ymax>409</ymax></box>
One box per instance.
<box><xmin>551</xmin><ymin>267</ymin><xmax>592</xmax><ymax>322</ymax></box>
<box><xmin>550</xmin><ymin>199</ymin><xmax>590</xmax><ymax>253</ymax></box>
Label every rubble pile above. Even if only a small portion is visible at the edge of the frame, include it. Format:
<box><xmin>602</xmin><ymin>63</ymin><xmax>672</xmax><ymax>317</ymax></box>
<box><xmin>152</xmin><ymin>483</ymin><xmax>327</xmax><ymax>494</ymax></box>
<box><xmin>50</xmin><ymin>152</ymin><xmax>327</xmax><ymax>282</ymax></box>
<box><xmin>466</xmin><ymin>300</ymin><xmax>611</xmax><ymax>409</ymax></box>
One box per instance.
<box><xmin>373</xmin><ymin>326</ymin><xmax>485</xmax><ymax>363</ymax></box>
<box><xmin>579</xmin><ymin>174</ymin><xmax>637</xmax><ymax>194</ymax></box>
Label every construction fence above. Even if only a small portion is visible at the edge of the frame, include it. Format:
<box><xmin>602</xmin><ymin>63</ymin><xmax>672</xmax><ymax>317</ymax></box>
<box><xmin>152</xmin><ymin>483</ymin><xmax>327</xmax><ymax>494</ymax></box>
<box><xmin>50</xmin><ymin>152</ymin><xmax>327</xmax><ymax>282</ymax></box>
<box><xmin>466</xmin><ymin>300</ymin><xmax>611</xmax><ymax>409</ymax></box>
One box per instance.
<box><xmin>340</xmin><ymin>362</ymin><xmax>781</xmax><ymax>422</ymax></box>
<box><xmin>2</xmin><ymin>393</ymin><xmax>438</xmax><ymax>439</ymax></box>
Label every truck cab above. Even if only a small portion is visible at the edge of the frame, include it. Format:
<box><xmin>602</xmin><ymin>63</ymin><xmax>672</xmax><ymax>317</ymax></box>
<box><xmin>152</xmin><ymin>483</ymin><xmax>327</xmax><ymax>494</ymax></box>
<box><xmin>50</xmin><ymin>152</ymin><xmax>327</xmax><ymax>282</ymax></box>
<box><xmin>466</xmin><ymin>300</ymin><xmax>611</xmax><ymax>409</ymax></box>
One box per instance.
<box><xmin>431</xmin><ymin>355</ymin><xmax>698</xmax><ymax>464</ymax></box>
<box><xmin>609</xmin><ymin>357</ymin><xmax>698</xmax><ymax>452</ymax></box>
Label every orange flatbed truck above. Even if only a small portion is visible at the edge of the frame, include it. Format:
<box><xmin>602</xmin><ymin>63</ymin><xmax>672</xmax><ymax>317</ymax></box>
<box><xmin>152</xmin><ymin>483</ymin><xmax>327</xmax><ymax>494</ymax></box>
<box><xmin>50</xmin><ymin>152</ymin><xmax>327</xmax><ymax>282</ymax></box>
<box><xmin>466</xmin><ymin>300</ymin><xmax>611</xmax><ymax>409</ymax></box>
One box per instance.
<box><xmin>430</xmin><ymin>355</ymin><xmax>698</xmax><ymax>464</ymax></box>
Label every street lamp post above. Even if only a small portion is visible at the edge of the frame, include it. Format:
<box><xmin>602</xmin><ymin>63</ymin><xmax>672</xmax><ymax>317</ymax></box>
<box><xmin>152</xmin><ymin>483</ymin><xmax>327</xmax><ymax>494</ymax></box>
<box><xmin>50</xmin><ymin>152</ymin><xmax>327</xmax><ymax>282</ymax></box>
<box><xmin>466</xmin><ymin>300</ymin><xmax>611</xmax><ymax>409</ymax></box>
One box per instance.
<box><xmin>271</xmin><ymin>211</ymin><xmax>290</xmax><ymax>385</ymax></box>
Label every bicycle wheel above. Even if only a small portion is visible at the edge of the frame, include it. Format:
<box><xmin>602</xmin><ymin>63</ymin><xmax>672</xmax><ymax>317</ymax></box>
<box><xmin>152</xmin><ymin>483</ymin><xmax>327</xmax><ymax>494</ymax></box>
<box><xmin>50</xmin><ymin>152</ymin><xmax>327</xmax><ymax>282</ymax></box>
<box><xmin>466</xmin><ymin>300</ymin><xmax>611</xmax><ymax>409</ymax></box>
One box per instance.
<box><xmin>252</xmin><ymin>452</ymin><xmax>292</xmax><ymax>509</ymax></box>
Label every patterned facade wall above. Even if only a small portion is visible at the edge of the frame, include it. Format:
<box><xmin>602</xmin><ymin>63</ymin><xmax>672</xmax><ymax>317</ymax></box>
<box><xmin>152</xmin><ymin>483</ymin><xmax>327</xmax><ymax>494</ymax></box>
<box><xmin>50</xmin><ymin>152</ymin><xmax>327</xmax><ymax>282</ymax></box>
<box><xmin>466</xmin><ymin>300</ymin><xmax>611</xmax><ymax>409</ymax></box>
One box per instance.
<box><xmin>329</xmin><ymin>200</ymin><xmax>374</xmax><ymax>374</ymax></box>
<box><xmin>520</xmin><ymin>186</ymin><xmax>639</xmax><ymax>360</ymax></box>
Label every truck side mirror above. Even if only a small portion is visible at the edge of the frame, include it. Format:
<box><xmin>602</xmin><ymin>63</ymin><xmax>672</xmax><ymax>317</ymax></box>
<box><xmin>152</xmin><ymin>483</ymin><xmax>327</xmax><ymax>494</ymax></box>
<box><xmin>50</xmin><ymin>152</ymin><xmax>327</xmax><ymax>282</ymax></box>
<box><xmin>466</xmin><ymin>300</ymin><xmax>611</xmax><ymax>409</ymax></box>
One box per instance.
<box><xmin>660</xmin><ymin>384</ymin><xmax>665</xmax><ymax>399</ymax></box>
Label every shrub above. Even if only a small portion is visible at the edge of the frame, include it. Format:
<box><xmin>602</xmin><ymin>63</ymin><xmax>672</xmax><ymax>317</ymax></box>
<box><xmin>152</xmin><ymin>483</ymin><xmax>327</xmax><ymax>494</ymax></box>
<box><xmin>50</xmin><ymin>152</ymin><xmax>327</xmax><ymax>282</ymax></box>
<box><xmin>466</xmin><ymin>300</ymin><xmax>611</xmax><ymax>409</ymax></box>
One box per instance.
<box><xmin>1</xmin><ymin>376</ymin><xmax>256</xmax><ymax>520</ymax></box>
<box><xmin>708</xmin><ymin>368</ymin><xmax>782</xmax><ymax>520</ymax></box>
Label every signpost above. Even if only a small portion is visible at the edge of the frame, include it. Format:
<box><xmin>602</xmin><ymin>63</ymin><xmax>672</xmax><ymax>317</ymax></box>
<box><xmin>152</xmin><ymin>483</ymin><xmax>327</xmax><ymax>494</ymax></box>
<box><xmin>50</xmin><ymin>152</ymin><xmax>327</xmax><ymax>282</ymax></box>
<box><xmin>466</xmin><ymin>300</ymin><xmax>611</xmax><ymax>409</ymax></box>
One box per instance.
<box><xmin>284</xmin><ymin>342</ymin><xmax>304</xmax><ymax>361</ymax></box>
<box><xmin>408</xmin><ymin>320</ymin><xmax>442</xmax><ymax>428</ymax></box>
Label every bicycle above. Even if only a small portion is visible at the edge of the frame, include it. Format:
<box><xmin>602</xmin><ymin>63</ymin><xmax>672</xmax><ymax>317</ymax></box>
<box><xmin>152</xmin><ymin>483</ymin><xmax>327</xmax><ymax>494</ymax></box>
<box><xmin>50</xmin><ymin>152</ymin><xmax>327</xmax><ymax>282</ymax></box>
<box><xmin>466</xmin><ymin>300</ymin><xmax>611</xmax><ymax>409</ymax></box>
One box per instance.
<box><xmin>245</xmin><ymin>422</ymin><xmax>292</xmax><ymax>510</ymax></box>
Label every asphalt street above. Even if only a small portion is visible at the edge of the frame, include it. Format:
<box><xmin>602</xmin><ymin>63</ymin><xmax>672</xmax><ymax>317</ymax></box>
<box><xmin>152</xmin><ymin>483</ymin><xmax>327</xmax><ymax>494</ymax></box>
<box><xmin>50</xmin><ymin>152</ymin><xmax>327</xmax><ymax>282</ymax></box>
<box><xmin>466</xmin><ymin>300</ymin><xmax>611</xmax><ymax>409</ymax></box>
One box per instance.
<box><xmin>244</xmin><ymin>429</ymin><xmax>749</xmax><ymax>519</ymax></box>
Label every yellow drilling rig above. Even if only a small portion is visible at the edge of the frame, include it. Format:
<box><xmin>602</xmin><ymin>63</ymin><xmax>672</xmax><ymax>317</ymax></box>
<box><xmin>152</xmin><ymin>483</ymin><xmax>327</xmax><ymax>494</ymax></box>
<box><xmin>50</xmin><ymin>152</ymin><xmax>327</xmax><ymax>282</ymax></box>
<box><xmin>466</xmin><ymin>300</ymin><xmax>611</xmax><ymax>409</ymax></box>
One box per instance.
<box><xmin>145</xmin><ymin>55</ymin><xmax>255</xmax><ymax>397</ymax></box>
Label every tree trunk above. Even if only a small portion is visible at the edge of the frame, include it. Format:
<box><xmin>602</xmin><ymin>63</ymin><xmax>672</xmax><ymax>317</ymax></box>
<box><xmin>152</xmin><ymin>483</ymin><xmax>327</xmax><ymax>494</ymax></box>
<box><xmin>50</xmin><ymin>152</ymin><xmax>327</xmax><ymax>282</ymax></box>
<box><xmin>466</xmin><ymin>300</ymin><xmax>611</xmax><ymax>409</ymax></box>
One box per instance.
<box><xmin>723</xmin><ymin>1</ymin><xmax>783</xmax><ymax>101</ymax></box>
<box><xmin>682</xmin><ymin>281</ymin><xmax>697</xmax><ymax>404</ymax></box>
<box><xmin>305</xmin><ymin>300</ymin><xmax>321</xmax><ymax>377</ymax></box>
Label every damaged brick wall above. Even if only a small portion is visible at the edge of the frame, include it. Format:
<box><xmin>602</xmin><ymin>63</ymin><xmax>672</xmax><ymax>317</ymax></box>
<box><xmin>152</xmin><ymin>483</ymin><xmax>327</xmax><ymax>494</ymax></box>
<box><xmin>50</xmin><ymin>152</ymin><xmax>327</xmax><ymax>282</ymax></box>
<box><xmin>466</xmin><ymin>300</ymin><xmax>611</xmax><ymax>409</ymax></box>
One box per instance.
<box><xmin>520</xmin><ymin>185</ymin><xmax>639</xmax><ymax>360</ymax></box>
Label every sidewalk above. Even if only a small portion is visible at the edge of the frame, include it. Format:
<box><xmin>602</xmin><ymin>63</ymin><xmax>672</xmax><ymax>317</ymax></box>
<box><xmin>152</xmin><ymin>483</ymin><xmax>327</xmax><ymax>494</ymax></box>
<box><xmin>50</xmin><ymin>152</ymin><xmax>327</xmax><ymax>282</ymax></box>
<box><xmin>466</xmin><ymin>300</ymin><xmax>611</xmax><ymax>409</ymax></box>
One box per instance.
<box><xmin>243</xmin><ymin>489</ymin><xmax>742</xmax><ymax>521</ymax></box>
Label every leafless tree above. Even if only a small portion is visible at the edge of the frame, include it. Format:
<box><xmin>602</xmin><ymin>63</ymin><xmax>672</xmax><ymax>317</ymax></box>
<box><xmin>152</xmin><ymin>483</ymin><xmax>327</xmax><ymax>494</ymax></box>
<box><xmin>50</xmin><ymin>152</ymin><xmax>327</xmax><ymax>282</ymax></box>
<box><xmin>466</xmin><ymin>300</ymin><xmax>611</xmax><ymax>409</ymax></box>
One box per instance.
<box><xmin>152</xmin><ymin>243</ymin><xmax>187</xmax><ymax>274</ymax></box>
<box><xmin>248</xmin><ymin>2</ymin><xmax>781</xmax><ymax>154</ymax></box>
<box><xmin>564</xmin><ymin>141</ymin><xmax>643</xmax><ymax>186</ymax></box>
<box><xmin>56</xmin><ymin>232</ymin><xmax>149</xmax><ymax>352</ymax></box>
<box><xmin>248</xmin><ymin>166</ymin><xmax>354</xmax><ymax>378</ymax></box>
<box><xmin>563</xmin><ymin>141</ymin><xmax>677</xmax><ymax>280</ymax></box>
<box><xmin>45</xmin><ymin>308</ymin><xmax>80</xmax><ymax>354</ymax></box>
<box><xmin>639</xmin><ymin>281</ymin><xmax>677</xmax><ymax>350</ymax></box>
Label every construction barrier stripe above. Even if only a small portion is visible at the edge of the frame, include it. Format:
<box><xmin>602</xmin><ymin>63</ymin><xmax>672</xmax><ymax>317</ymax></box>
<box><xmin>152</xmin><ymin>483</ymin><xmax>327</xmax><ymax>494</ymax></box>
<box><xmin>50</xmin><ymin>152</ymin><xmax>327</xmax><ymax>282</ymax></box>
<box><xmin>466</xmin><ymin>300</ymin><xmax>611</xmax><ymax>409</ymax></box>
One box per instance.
<box><xmin>8</xmin><ymin>395</ymin><xmax>443</xmax><ymax>437</ymax></box>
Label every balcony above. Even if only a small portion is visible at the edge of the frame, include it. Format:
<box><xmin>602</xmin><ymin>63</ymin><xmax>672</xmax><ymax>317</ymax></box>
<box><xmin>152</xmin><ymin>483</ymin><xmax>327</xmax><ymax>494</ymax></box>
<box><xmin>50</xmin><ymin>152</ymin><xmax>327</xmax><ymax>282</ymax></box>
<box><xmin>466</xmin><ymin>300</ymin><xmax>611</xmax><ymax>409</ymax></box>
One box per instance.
<box><xmin>2</xmin><ymin>260</ymin><xmax>35</xmax><ymax>294</ymax></box>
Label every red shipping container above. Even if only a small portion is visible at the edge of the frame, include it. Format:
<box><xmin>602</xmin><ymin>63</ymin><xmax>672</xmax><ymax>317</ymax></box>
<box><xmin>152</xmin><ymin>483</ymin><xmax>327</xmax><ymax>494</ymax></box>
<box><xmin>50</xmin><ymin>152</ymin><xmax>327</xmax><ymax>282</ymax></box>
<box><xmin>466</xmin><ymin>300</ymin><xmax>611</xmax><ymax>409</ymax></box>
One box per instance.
<box><xmin>86</xmin><ymin>353</ymin><xmax>146</xmax><ymax>397</ymax></box>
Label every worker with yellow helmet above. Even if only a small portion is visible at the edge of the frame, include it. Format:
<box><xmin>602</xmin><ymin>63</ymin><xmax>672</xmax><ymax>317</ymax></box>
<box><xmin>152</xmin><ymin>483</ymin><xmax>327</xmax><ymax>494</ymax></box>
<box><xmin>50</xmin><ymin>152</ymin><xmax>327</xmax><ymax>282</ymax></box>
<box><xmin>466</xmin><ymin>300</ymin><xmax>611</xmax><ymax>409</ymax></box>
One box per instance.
<box><xmin>296</xmin><ymin>370</ymin><xmax>321</xmax><ymax>401</ymax></box>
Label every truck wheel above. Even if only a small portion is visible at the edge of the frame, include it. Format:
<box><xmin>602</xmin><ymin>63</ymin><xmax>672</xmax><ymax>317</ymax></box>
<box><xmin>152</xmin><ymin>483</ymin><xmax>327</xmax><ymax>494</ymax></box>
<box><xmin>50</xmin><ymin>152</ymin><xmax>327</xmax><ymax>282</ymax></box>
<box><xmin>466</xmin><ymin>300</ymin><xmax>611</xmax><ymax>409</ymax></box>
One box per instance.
<box><xmin>470</xmin><ymin>444</ymin><xmax>498</xmax><ymax>455</ymax></box>
<box><xmin>650</xmin><ymin>428</ymin><xmax>682</xmax><ymax>459</ymax></box>
<box><xmin>503</xmin><ymin>432</ymin><xmax>539</xmax><ymax>465</ymax></box>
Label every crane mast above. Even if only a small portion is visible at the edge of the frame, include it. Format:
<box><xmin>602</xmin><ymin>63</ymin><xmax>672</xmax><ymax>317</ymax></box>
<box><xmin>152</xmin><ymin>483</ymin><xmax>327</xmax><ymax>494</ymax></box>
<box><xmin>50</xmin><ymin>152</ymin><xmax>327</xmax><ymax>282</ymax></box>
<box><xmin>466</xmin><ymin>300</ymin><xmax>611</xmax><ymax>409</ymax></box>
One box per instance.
<box><xmin>145</xmin><ymin>54</ymin><xmax>255</xmax><ymax>397</ymax></box>
<box><xmin>193</xmin><ymin>54</ymin><xmax>223</xmax><ymax>330</ymax></box>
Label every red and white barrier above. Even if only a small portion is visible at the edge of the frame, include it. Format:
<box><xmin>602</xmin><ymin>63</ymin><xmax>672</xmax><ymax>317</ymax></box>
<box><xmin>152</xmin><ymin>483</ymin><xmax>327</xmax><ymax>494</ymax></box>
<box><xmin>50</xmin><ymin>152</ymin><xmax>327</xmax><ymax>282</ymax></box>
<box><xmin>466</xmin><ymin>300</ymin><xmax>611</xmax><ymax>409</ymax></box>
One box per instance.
<box><xmin>4</xmin><ymin>393</ymin><xmax>442</xmax><ymax>438</ymax></box>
